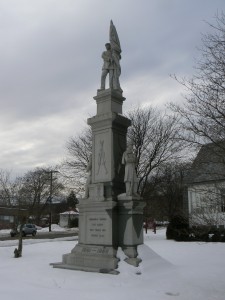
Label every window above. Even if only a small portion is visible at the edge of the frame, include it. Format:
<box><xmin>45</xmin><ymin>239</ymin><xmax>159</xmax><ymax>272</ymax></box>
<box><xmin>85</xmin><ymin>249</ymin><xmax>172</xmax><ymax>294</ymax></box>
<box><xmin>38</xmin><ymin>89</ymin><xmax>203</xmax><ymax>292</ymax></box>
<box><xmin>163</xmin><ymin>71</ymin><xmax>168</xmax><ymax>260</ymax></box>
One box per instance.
<box><xmin>221</xmin><ymin>196</ymin><xmax>225</xmax><ymax>213</ymax></box>
<box><xmin>0</xmin><ymin>215</ymin><xmax>14</xmax><ymax>222</ymax></box>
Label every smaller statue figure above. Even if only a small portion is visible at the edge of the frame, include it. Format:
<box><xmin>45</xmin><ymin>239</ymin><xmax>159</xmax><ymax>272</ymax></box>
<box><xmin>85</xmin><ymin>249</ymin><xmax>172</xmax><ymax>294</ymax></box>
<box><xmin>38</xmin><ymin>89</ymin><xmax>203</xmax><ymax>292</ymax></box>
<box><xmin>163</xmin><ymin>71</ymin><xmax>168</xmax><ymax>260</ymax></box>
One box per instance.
<box><xmin>84</xmin><ymin>155</ymin><xmax>92</xmax><ymax>198</ymax></box>
<box><xmin>122</xmin><ymin>144</ymin><xmax>138</xmax><ymax>196</ymax></box>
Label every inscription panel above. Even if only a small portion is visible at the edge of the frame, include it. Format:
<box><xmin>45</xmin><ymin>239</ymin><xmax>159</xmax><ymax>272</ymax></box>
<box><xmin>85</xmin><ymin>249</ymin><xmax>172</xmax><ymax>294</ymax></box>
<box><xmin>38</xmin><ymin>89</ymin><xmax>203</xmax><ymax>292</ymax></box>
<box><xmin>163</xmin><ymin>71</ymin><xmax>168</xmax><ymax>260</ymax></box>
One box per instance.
<box><xmin>86</xmin><ymin>216</ymin><xmax>111</xmax><ymax>244</ymax></box>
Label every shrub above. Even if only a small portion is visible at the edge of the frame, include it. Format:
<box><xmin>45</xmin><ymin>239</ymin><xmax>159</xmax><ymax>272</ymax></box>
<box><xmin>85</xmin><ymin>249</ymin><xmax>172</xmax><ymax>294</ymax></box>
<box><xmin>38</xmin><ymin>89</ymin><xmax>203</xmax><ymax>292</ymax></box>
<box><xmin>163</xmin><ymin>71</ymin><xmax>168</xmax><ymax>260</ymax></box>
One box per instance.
<box><xmin>68</xmin><ymin>218</ymin><xmax>79</xmax><ymax>228</ymax></box>
<box><xmin>220</xmin><ymin>234</ymin><xmax>225</xmax><ymax>242</ymax></box>
<box><xmin>211</xmin><ymin>231</ymin><xmax>221</xmax><ymax>242</ymax></box>
<box><xmin>191</xmin><ymin>226</ymin><xmax>210</xmax><ymax>242</ymax></box>
<box><xmin>166</xmin><ymin>215</ymin><xmax>189</xmax><ymax>241</ymax></box>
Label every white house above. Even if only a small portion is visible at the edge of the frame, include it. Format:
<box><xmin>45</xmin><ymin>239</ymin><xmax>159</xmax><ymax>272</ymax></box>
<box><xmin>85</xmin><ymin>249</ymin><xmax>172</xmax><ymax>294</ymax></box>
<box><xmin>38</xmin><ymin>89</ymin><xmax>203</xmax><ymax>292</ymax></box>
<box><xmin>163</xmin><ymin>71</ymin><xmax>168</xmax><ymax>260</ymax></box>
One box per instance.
<box><xmin>186</xmin><ymin>142</ymin><xmax>225</xmax><ymax>228</ymax></box>
<box><xmin>59</xmin><ymin>209</ymin><xmax>79</xmax><ymax>227</ymax></box>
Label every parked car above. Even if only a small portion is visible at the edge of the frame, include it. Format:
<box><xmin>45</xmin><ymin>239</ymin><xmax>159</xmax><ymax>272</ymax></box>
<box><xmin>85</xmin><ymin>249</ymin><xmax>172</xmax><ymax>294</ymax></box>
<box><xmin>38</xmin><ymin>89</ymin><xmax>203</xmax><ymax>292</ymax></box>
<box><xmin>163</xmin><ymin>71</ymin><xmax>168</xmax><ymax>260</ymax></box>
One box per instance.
<box><xmin>10</xmin><ymin>224</ymin><xmax>37</xmax><ymax>237</ymax></box>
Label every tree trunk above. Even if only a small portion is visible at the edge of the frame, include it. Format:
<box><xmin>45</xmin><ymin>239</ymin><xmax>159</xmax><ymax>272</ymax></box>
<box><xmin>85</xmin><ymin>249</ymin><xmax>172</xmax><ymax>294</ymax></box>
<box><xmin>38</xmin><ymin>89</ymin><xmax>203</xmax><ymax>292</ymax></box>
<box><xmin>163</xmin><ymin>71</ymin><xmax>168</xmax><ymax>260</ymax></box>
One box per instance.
<box><xmin>14</xmin><ymin>224</ymin><xmax>23</xmax><ymax>258</ymax></box>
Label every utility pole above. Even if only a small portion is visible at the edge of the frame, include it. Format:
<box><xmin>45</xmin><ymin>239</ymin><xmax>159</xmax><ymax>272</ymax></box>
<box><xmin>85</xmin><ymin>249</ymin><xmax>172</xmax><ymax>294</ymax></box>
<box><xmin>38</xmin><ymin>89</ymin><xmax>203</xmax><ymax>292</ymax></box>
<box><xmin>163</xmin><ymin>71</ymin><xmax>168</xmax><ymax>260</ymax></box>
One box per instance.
<box><xmin>46</xmin><ymin>170</ymin><xmax>59</xmax><ymax>232</ymax></box>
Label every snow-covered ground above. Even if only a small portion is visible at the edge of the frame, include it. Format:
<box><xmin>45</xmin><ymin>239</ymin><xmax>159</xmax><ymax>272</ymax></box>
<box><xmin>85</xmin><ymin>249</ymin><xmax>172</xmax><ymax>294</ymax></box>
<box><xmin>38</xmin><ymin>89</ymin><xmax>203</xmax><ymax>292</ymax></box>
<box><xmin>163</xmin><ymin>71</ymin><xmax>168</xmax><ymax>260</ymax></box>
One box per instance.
<box><xmin>0</xmin><ymin>228</ymin><xmax>224</xmax><ymax>300</ymax></box>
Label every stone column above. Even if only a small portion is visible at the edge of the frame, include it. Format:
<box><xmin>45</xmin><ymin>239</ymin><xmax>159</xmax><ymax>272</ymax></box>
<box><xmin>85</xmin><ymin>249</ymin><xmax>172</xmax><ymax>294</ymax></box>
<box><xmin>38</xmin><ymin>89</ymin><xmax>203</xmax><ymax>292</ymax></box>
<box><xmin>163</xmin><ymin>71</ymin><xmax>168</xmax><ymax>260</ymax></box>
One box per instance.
<box><xmin>53</xmin><ymin>89</ymin><xmax>131</xmax><ymax>274</ymax></box>
<box><xmin>117</xmin><ymin>194</ymin><xmax>145</xmax><ymax>267</ymax></box>
<box><xmin>88</xmin><ymin>89</ymin><xmax>131</xmax><ymax>197</ymax></box>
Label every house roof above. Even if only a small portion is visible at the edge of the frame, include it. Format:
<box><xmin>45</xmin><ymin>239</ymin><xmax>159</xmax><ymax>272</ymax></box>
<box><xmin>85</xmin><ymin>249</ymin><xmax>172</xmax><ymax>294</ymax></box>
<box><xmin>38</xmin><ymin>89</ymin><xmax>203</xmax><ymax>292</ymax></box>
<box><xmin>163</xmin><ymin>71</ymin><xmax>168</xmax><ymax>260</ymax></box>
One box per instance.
<box><xmin>0</xmin><ymin>206</ymin><xmax>28</xmax><ymax>216</ymax></box>
<box><xmin>60</xmin><ymin>209</ymin><xmax>79</xmax><ymax>215</ymax></box>
<box><xmin>186</xmin><ymin>142</ymin><xmax>225</xmax><ymax>184</ymax></box>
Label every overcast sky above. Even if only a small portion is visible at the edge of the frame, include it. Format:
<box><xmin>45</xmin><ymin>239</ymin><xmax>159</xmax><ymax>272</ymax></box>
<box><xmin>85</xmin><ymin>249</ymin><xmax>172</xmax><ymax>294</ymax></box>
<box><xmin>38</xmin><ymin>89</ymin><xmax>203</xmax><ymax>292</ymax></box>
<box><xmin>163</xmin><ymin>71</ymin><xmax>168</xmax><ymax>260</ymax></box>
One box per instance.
<box><xmin>0</xmin><ymin>0</ymin><xmax>224</xmax><ymax>177</ymax></box>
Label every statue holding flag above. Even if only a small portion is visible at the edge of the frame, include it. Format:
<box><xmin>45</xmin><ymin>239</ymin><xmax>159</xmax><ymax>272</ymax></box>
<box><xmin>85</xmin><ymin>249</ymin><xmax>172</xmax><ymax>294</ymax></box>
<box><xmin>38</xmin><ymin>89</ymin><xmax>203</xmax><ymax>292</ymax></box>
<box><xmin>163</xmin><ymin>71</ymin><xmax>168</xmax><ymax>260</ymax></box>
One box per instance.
<box><xmin>100</xmin><ymin>21</ymin><xmax>122</xmax><ymax>91</ymax></box>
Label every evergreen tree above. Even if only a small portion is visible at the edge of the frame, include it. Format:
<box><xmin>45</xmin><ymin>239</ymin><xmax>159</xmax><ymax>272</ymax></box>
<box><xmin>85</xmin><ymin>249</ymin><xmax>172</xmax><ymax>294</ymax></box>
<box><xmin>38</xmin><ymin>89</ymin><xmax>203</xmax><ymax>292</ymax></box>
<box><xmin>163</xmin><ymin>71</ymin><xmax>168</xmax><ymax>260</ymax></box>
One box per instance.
<box><xmin>66</xmin><ymin>191</ymin><xmax>79</xmax><ymax>208</ymax></box>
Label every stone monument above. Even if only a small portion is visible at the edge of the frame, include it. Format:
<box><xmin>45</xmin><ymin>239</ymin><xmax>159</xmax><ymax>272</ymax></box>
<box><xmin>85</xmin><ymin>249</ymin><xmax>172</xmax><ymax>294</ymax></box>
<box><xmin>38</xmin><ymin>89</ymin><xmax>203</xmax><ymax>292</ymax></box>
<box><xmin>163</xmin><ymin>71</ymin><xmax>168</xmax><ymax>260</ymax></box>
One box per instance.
<box><xmin>52</xmin><ymin>21</ymin><xmax>145</xmax><ymax>274</ymax></box>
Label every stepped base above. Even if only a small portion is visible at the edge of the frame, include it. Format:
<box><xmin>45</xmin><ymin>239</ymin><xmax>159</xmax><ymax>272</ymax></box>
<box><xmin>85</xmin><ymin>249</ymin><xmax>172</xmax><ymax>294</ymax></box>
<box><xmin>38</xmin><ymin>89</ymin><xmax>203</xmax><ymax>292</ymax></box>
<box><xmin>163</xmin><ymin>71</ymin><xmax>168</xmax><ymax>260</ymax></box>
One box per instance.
<box><xmin>52</xmin><ymin>244</ymin><xmax>119</xmax><ymax>275</ymax></box>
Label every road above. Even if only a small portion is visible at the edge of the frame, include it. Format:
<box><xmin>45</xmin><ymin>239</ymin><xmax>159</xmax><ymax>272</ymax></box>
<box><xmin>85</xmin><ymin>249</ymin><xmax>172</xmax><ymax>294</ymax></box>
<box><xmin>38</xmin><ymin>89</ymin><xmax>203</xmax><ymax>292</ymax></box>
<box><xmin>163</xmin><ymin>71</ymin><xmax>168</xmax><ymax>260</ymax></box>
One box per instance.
<box><xmin>0</xmin><ymin>230</ymin><xmax>78</xmax><ymax>241</ymax></box>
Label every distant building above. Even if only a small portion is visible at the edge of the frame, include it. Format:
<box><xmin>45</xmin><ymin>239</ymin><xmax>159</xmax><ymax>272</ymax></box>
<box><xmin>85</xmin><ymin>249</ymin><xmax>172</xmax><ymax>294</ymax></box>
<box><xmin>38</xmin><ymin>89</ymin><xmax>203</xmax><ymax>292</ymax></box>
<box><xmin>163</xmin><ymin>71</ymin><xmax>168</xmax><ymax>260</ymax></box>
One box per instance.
<box><xmin>185</xmin><ymin>142</ymin><xmax>225</xmax><ymax>228</ymax></box>
<box><xmin>59</xmin><ymin>209</ymin><xmax>79</xmax><ymax>227</ymax></box>
<box><xmin>0</xmin><ymin>207</ymin><xmax>28</xmax><ymax>229</ymax></box>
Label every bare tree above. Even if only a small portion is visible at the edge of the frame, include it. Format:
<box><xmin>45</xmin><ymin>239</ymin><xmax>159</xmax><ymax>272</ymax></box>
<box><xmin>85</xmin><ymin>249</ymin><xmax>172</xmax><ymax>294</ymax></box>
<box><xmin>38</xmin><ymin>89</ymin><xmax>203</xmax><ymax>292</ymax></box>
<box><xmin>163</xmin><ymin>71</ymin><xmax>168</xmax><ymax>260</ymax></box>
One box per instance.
<box><xmin>170</xmin><ymin>12</ymin><xmax>225</xmax><ymax>152</ymax></box>
<box><xmin>144</xmin><ymin>161</ymin><xmax>191</xmax><ymax>221</ymax></box>
<box><xmin>66</xmin><ymin>127</ymin><xmax>92</xmax><ymax>171</ymax></box>
<box><xmin>16</xmin><ymin>167</ymin><xmax>64</xmax><ymax>223</ymax></box>
<box><xmin>0</xmin><ymin>169</ymin><xmax>17</xmax><ymax>206</ymax></box>
<box><xmin>126</xmin><ymin>106</ymin><xmax>183</xmax><ymax>196</ymax></box>
<box><xmin>63</xmin><ymin>106</ymin><xmax>183</xmax><ymax>197</ymax></box>
<box><xmin>60</xmin><ymin>127</ymin><xmax>92</xmax><ymax>195</ymax></box>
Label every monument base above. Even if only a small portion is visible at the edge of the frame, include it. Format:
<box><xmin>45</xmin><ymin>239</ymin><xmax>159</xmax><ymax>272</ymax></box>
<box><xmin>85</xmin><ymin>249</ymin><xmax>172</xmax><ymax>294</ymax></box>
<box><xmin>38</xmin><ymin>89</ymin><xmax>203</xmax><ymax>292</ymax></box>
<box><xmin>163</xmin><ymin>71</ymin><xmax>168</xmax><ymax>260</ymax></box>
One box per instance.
<box><xmin>52</xmin><ymin>193</ymin><xmax>121</xmax><ymax>274</ymax></box>
<box><xmin>52</xmin><ymin>244</ymin><xmax>119</xmax><ymax>275</ymax></box>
